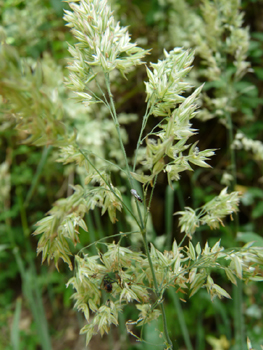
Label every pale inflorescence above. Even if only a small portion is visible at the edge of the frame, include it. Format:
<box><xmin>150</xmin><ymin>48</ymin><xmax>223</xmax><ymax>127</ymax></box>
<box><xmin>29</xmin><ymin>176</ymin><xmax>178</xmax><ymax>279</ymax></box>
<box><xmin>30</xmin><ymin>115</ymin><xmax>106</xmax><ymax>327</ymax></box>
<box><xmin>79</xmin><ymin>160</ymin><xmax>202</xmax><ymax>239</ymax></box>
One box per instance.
<box><xmin>25</xmin><ymin>1</ymin><xmax>263</xmax><ymax>348</ymax></box>
<box><xmin>63</xmin><ymin>0</ymin><xmax>148</xmax><ymax>104</ymax></box>
<box><xmin>67</xmin><ymin>240</ymin><xmax>263</xmax><ymax>345</ymax></box>
<box><xmin>176</xmin><ymin>187</ymin><xmax>241</xmax><ymax>236</ymax></box>
<box><xmin>232</xmin><ymin>131</ymin><xmax>263</xmax><ymax>162</ymax></box>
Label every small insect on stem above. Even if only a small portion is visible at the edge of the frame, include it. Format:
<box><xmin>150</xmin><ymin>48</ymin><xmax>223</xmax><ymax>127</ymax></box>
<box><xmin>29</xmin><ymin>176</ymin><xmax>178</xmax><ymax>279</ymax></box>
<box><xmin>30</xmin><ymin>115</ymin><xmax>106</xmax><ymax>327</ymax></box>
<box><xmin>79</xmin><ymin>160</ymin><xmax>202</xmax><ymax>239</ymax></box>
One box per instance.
<box><xmin>102</xmin><ymin>275</ymin><xmax>113</xmax><ymax>293</ymax></box>
<box><xmin>131</xmin><ymin>189</ymin><xmax>143</xmax><ymax>203</ymax></box>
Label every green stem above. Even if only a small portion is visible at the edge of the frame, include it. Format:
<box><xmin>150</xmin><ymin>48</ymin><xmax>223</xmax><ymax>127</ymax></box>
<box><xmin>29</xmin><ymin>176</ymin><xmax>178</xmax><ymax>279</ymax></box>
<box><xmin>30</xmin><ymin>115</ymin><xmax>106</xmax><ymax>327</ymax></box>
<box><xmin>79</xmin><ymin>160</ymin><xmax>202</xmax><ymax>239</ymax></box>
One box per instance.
<box><xmin>105</xmin><ymin>72</ymin><xmax>171</xmax><ymax>348</ymax></box>
<box><xmin>165</xmin><ymin>183</ymin><xmax>192</xmax><ymax>349</ymax></box>
<box><xmin>78</xmin><ymin>146</ymin><xmax>141</xmax><ymax>228</ymax></box>
<box><xmin>104</xmin><ymin>73</ymin><xmax>133</xmax><ymax>187</ymax></box>
<box><xmin>142</xmin><ymin>233</ymin><xmax>173</xmax><ymax>349</ymax></box>
<box><xmin>226</xmin><ymin>112</ymin><xmax>237</xmax><ymax>192</ymax></box>
<box><xmin>24</xmin><ymin>146</ymin><xmax>51</xmax><ymax>207</ymax></box>
<box><xmin>226</xmin><ymin>112</ymin><xmax>245</xmax><ymax>350</ymax></box>
<box><xmin>169</xmin><ymin>289</ymin><xmax>193</xmax><ymax>350</ymax></box>
<box><xmin>144</xmin><ymin>175</ymin><xmax>158</xmax><ymax>228</ymax></box>
<box><xmin>104</xmin><ymin>73</ymin><xmax>144</xmax><ymax>230</ymax></box>
<box><xmin>233</xmin><ymin>280</ymin><xmax>245</xmax><ymax>350</ymax></box>
<box><xmin>17</xmin><ymin>187</ymin><xmax>30</xmax><ymax>237</ymax></box>
<box><xmin>165</xmin><ymin>185</ymin><xmax>174</xmax><ymax>249</ymax></box>
<box><xmin>133</xmin><ymin>102</ymin><xmax>152</xmax><ymax>172</ymax></box>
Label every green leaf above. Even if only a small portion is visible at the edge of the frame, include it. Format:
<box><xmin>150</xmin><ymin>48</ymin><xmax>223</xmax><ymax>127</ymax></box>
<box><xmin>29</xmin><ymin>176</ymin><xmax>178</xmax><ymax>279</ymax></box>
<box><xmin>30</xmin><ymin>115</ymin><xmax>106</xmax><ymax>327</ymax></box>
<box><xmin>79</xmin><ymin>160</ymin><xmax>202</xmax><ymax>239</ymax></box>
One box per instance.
<box><xmin>236</xmin><ymin>232</ymin><xmax>263</xmax><ymax>247</ymax></box>
<box><xmin>252</xmin><ymin>202</ymin><xmax>263</xmax><ymax>219</ymax></box>
<box><xmin>11</xmin><ymin>298</ymin><xmax>22</xmax><ymax>350</ymax></box>
<box><xmin>254</xmin><ymin>67</ymin><xmax>263</xmax><ymax>80</ymax></box>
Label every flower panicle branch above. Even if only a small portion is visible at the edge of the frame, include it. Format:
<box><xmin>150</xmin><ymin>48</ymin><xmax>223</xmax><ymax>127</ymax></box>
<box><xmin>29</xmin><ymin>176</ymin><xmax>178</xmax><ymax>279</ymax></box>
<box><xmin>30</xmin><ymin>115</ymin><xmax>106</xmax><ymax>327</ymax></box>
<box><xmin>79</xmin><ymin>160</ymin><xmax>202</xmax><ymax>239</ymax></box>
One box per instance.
<box><xmin>33</xmin><ymin>177</ymin><xmax>123</xmax><ymax>270</ymax></box>
<box><xmin>176</xmin><ymin>187</ymin><xmax>241</xmax><ymax>237</ymax></box>
<box><xmin>63</xmin><ymin>0</ymin><xmax>149</xmax><ymax>105</ymax></box>
<box><xmin>68</xmin><ymin>240</ymin><xmax>263</xmax><ymax>346</ymax></box>
<box><xmin>132</xmin><ymin>48</ymin><xmax>216</xmax><ymax>187</ymax></box>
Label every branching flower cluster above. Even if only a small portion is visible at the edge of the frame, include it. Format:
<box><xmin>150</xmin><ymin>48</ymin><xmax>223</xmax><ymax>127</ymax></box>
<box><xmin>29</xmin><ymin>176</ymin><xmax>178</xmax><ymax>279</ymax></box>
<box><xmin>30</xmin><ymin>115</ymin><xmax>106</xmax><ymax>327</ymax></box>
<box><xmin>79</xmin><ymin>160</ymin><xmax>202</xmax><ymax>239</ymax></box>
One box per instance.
<box><xmin>34</xmin><ymin>176</ymin><xmax>123</xmax><ymax>270</ymax></box>
<box><xmin>30</xmin><ymin>1</ymin><xmax>263</xmax><ymax>348</ymax></box>
<box><xmin>232</xmin><ymin>131</ymin><xmax>263</xmax><ymax>162</ymax></box>
<box><xmin>0</xmin><ymin>45</ymin><xmax>68</xmax><ymax>147</ymax></box>
<box><xmin>161</xmin><ymin>0</ymin><xmax>251</xmax><ymax>126</ymax></box>
<box><xmin>133</xmin><ymin>48</ymin><xmax>215</xmax><ymax>186</ymax></box>
<box><xmin>68</xmin><ymin>240</ymin><xmax>263</xmax><ymax>346</ymax></box>
<box><xmin>2</xmin><ymin>0</ymin><xmax>260</xmax><ymax>349</ymax></box>
<box><xmin>177</xmin><ymin>187</ymin><xmax>241</xmax><ymax>236</ymax></box>
<box><xmin>194</xmin><ymin>0</ymin><xmax>250</xmax><ymax>81</ymax></box>
<box><xmin>63</xmin><ymin>0</ymin><xmax>148</xmax><ymax>105</ymax></box>
<box><xmin>2</xmin><ymin>0</ymin><xmax>49</xmax><ymax>55</ymax></box>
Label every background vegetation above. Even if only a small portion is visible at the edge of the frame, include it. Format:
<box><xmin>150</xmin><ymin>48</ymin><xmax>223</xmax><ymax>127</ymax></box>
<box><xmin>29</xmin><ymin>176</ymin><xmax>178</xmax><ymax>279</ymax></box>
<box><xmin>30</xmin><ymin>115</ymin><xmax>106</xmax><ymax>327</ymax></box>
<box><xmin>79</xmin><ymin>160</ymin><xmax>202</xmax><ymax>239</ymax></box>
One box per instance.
<box><xmin>0</xmin><ymin>0</ymin><xmax>263</xmax><ymax>349</ymax></box>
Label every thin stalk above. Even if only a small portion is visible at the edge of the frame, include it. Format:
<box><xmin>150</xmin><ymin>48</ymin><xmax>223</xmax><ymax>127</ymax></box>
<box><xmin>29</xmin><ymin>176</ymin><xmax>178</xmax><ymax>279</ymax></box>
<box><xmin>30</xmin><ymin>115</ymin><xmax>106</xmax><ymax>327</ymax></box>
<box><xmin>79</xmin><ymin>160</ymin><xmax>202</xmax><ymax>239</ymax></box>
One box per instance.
<box><xmin>140</xmin><ymin>118</ymin><xmax>164</xmax><ymax>144</ymax></box>
<box><xmin>17</xmin><ymin>187</ymin><xmax>30</xmax><ymax>237</ymax></box>
<box><xmin>104</xmin><ymin>73</ymin><xmax>144</xmax><ymax>230</ymax></box>
<box><xmin>118</xmin><ymin>312</ymin><xmax>128</xmax><ymax>350</ymax></box>
<box><xmin>104</xmin><ymin>73</ymin><xmax>133</xmax><ymax>187</ymax></box>
<box><xmin>86</xmin><ymin>213</ymin><xmax>97</xmax><ymax>255</ymax></box>
<box><xmin>24</xmin><ymin>146</ymin><xmax>51</xmax><ymax>207</ymax></box>
<box><xmin>81</xmin><ymin>148</ymin><xmax>126</xmax><ymax>174</ymax></box>
<box><xmin>11</xmin><ymin>297</ymin><xmax>22</xmax><ymax>350</ymax></box>
<box><xmin>141</xmin><ymin>234</ymin><xmax>173</xmax><ymax>349</ymax></box>
<box><xmin>94</xmin><ymin>207</ymin><xmax>104</xmax><ymax>239</ymax></box>
<box><xmin>233</xmin><ymin>277</ymin><xmax>245</xmax><ymax>350</ymax></box>
<box><xmin>165</xmin><ymin>184</ymin><xmax>192</xmax><ymax>349</ymax></box>
<box><xmin>13</xmin><ymin>245</ymin><xmax>52</xmax><ymax>350</ymax></box>
<box><xmin>144</xmin><ymin>175</ymin><xmax>158</xmax><ymax>228</ymax></box>
<box><xmin>105</xmin><ymin>70</ymin><xmax>171</xmax><ymax>348</ymax></box>
<box><xmin>16</xmin><ymin>187</ymin><xmax>52</xmax><ymax>350</ymax></box>
<box><xmin>226</xmin><ymin>112</ymin><xmax>237</xmax><ymax>192</ymax></box>
<box><xmin>78</xmin><ymin>146</ymin><xmax>142</xmax><ymax>229</ymax></box>
<box><xmin>174</xmin><ymin>182</ymin><xmax>185</xmax><ymax>211</ymax></box>
<box><xmin>168</xmin><ymin>289</ymin><xmax>194</xmax><ymax>350</ymax></box>
<box><xmin>77</xmin><ymin>230</ymin><xmax>139</xmax><ymax>257</ymax></box>
<box><xmin>196</xmin><ymin>311</ymin><xmax>205</xmax><ymax>350</ymax></box>
<box><xmin>165</xmin><ymin>185</ymin><xmax>174</xmax><ymax>249</ymax></box>
<box><xmin>226</xmin><ymin>111</ymin><xmax>245</xmax><ymax>350</ymax></box>
<box><xmin>132</xmin><ymin>102</ymin><xmax>152</xmax><ymax>172</ymax></box>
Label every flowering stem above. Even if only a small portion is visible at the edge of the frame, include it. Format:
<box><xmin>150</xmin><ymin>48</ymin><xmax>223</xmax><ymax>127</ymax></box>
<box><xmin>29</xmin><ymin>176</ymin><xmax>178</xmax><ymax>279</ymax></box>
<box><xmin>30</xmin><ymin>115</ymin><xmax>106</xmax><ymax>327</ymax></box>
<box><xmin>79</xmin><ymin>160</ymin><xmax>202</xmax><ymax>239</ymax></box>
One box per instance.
<box><xmin>141</xmin><ymin>233</ymin><xmax>173</xmax><ymax>349</ymax></box>
<box><xmin>133</xmin><ymin>102</ymin><xmax>153</xmax><ymax>172</ymax></box>
<box><xmin>104</xmin><ymin>71</ymin><xmax>173</xmax><ymax>346</ymax></box>
<box><xmin>77</xmin><ymin>145</ymin><xmax>142</xmax><ymax>228</ymax></box>
<box><xmin>226</xmin><ymin>111</ymin><xmax>245</xmax><ymax>350</ymax></box>
<box><xmin>144</xmin><ymin>175</ymin><xmax>158</xmax><ymax>228</ymax></box>
<box><xmin>226</xmin><ymin>111</ymin><xmax>237</xmax><ymax>192</ymax></box>
<box><xmin>104</xmin><ymin>72</ymin><xmax>144</xmax><ymax>229</ymax></box>
<box><xmin>104</xmin><ymin>73</ymin><xmax>133</xmax><ymax>186</ymax></box>
<box><xmin>169</xmin><ymin>289</ymin><xmax>193</xmax><ymax>350</ymax></box>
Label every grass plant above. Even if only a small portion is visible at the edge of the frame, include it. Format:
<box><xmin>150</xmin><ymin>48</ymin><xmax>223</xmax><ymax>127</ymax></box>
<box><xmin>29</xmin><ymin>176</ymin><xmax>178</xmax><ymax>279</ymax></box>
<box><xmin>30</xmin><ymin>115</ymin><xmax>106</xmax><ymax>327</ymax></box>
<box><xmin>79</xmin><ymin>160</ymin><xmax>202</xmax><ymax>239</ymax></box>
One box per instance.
<box><xmin>1</xmin><ymin>1</ymin><xmax>263</xmax><ymax>349</ymax></box>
